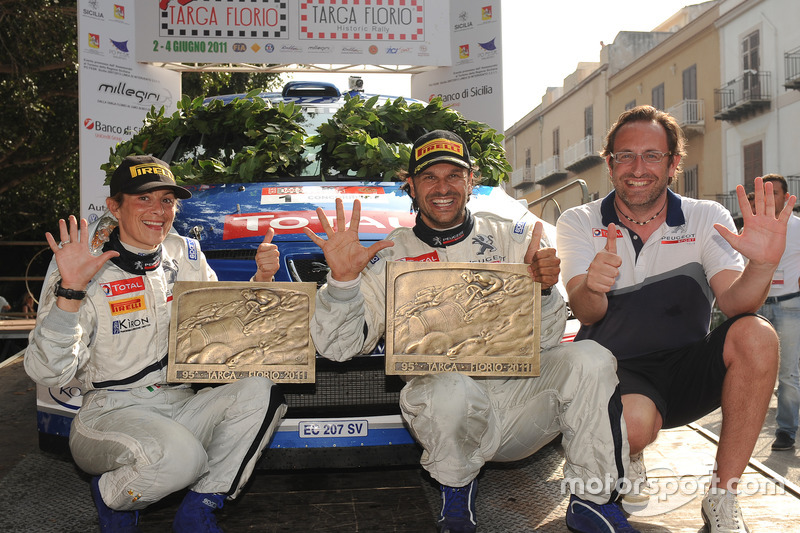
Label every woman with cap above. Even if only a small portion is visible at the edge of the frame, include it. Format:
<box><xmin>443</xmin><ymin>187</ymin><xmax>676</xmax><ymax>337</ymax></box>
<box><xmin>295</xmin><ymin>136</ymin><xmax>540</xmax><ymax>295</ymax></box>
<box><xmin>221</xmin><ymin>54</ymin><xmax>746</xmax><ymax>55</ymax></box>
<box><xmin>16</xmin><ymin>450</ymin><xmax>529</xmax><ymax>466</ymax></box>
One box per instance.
<box><xmin>24</xmin><ymin>155</ymin><xmax>286</xmax><ymax>533</ymax></box>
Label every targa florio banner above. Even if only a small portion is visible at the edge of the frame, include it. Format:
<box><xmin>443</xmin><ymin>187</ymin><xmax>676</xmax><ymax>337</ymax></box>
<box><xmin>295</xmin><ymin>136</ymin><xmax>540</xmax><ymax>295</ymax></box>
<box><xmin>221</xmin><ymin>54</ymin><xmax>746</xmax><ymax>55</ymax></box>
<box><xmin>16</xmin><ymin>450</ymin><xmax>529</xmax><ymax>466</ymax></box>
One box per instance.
<box><xmin>136</xmin><ymin>0</ymin><xmax>452</xmax><ymax>66</ymax></box>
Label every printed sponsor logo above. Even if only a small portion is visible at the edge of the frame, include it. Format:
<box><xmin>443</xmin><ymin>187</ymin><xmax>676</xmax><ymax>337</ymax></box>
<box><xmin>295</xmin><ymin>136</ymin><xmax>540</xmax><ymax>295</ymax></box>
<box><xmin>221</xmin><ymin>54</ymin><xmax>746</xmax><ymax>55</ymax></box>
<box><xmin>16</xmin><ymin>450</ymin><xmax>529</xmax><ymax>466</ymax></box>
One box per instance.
<box><xmin>513</xmin><ymin>221</ymin><xmax>526</xmax><ymax>235</ymax></box>
<box><xmin>661</xmin><ymin>234</ymin><xmax>696</xmax><ymax>244</ymax></box>
<box><xmin>101</xmin><ymin>277</ymin><xmax>145</xmax><ymax>297</ymax></box>
<box><xmin>223</xmin><ymin>209</ymin><xmax>414</xmax><ymax>240</ymax></box>
<box><xmin>454</xmin><ymin>10</ymin><xmax>472</xmax><ymax>31</ymax></box>
<box><xmin>109</xmin><ymin>296</ymin><xmax>146</xmax><ymax>316</ymax></box>
<box><xmin>415</xmin><ymin>138</ymin><xmax>463</xmax><ymax>159</ymax></box>
<box><xmin>592</xmin><ymin>228</ymin><xmax>624</xmax><ymax>238</ymax></box>
<box><xmin>482</xmin><ymin>6</ymin><xmax>493</xmax><ymax>21</ymax></box>
<box><xmin>112</xmin><ymin>316</ymin><xmax>151</xmax><ymax>334</ymax></box>
<box><xmin>399</xmin><ymin>252</ymin><xmax>439</xmax><ymax>262</ymax></box>
<box><xmin>113</xmin><ymin>4</ymin><xmax>125</xmax><ymax>20</ymax></box>
<box><xmin>187</xmin><ymin>239</ymin><xmax>198</xmax><ymax>260</ymax></box>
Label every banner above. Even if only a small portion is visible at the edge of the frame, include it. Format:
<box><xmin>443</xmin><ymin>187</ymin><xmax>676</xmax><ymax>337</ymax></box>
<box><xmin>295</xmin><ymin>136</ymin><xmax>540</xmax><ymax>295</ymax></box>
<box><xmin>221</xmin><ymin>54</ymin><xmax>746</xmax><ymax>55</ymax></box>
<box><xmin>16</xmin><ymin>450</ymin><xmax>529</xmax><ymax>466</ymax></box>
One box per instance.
<box><xmin>411</xmin><ymin>1</ymin><xmax>502</xmax><ymax>132</ymax></box>
<box><xmin>78</xmin><ymin>1</ymin><xmax>181</xmax><ymax>222</ymax></box>
<box><xmin>135</xmin><ymin>0</ymin><xmax>451</xmax><ymax>67</ymax></box>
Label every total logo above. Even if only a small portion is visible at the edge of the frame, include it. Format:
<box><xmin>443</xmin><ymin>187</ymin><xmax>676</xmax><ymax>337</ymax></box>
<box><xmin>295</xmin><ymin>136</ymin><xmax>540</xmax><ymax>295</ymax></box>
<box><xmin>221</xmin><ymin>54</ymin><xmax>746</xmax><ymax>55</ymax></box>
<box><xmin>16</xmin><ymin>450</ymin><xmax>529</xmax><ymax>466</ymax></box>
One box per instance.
<box><xmin>101</xmin><ymin>276</ymin><xmax>145</xmax><ymax>297</ymax></box>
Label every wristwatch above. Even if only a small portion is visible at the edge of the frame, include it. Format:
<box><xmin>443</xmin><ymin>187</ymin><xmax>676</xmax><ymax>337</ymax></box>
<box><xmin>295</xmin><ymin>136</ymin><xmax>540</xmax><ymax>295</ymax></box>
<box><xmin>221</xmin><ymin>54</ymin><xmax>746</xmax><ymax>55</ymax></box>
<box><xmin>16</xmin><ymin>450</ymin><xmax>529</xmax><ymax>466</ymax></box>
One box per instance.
<box><xmin>54</xmin><ymin>280</ymin><xmax>87</xmax><ymax>300</ymax></box>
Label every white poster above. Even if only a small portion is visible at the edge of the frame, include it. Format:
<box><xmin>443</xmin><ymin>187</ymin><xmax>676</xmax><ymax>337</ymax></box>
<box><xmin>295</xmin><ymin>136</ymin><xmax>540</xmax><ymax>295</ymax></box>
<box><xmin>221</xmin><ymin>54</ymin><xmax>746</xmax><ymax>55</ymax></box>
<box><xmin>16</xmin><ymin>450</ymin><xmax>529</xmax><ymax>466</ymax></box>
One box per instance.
<box><xmin>135</xmin><ymin>0</ymin><xmax>451</xmax><ymax>67</ymax></box>
<box><xmin>78</xmin><ymin>1</ymin><xmax>181</xmax><ymax>222</ymax></box>
<box><xmin>410</xmin><ymin>1</ymin><xmax>502</xmax><ymax>132</ymax></box>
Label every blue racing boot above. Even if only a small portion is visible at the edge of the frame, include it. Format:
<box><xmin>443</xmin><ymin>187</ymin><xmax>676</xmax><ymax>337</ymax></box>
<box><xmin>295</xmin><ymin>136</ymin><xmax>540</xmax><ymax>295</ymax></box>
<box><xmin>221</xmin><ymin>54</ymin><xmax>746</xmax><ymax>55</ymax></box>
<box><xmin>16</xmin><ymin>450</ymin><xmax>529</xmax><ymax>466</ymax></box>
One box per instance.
<box><xmin>172</xmin><ymin>491</ymin><xmax>225</xmax><ymax>533</ymax></box>
<box><xmin>566</xmin><ymin>494</ymin><xmax>640</xmax><ymax>533</ymax></box>
<box><xmin>437</xmin><ymin>479</ymin><xmax>477</xmax><ymax>533</ymax></box>
<box><xmin>90</xmin><ymin>476</ymin><xmax>141</xmax><ymax>533</ymax></box>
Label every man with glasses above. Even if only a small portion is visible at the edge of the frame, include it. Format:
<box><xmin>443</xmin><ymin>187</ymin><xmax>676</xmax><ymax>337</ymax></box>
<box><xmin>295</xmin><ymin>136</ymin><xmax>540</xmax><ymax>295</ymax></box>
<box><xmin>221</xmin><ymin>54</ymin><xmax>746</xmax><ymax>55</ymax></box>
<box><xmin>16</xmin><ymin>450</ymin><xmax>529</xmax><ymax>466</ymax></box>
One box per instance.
<box><xmin>556</xmin><ymin>105</ymin><xmax>795</xmax><ymax>533</ymax></box>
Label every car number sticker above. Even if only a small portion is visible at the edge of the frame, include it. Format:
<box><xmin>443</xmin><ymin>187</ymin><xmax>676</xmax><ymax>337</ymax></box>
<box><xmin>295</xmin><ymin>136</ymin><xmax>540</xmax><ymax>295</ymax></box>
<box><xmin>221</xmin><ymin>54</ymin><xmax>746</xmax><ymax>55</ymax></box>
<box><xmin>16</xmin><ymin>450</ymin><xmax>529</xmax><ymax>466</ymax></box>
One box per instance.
<box><xmin>299</xmin><ymin>420</ymin><xmax>368</xmax><ymax>438</ymax></box>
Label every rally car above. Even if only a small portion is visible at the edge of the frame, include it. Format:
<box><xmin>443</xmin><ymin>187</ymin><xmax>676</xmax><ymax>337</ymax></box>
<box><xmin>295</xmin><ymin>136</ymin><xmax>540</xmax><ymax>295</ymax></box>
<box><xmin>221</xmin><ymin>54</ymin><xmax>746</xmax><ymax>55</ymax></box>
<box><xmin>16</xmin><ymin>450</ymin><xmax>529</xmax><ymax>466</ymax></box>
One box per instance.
<box><xmin>35</xmin><ymin>81</ymin><xmax>571</xmax><ymax>468</ymax></box>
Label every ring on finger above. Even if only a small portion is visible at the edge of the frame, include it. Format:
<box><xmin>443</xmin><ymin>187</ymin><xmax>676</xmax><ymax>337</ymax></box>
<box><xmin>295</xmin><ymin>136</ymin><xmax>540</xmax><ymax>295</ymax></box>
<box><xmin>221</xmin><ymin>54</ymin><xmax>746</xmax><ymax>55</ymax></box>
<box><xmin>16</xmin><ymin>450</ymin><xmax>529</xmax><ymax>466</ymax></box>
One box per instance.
<box><xmin>58</xmin><ymin>240</ymin><xmax>70</xmax><ymax>248</ymax></box>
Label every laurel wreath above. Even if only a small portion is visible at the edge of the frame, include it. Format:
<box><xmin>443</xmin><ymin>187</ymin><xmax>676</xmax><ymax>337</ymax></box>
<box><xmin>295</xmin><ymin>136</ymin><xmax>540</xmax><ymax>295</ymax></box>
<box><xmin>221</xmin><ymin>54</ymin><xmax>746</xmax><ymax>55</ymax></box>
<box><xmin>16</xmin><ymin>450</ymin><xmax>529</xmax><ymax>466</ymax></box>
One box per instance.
<box><xmin>102</xmin><ymin>89</ymin><xmax>510</xmax><ymax>186</ymax></box>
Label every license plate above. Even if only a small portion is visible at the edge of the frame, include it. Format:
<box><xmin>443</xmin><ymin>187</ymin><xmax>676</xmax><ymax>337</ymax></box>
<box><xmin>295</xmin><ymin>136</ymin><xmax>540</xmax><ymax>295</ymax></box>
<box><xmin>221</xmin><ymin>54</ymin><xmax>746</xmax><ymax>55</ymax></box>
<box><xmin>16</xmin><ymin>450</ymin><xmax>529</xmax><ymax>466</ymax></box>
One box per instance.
<box><xmin>298</xmin><ymin>420</ymin><xmax>368</xmax><ymax>438</ymax></box>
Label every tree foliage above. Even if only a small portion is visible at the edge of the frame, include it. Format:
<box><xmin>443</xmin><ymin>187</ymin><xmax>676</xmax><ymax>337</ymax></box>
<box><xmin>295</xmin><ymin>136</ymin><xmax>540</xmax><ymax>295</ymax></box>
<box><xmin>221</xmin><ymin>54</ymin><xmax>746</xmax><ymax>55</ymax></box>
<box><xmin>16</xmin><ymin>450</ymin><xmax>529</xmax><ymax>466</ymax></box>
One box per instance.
<box><xmin>102</xmin><ymin>90</ymin><xmax>309</xmax><ymax>185</ymax></box>
<box><xmin>0</xmin><ymin>0</ymin><xmax>80</xmax><ymax>240</ymax></box>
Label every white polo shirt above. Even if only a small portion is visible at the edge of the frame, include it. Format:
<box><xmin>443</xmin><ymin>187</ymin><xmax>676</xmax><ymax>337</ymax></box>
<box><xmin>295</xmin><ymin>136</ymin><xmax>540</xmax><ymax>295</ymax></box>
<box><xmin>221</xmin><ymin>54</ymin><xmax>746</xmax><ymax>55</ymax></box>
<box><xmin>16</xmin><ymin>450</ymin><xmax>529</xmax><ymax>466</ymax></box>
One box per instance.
<box><xmin>768</xmin><ymin>215</ymin><xmax>800</xmax><ymax>297</ymax></box>
<box><xmin>556</xmin><ymin>190</ymin><xmax>743</xmax><ymax>360</ymax></box>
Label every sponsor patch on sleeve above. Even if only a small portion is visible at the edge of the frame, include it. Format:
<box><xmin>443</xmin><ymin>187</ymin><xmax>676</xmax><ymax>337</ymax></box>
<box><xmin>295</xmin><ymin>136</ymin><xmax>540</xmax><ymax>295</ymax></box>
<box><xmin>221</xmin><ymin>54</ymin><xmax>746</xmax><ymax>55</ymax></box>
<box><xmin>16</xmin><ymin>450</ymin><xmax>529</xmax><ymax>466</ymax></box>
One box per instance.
<box><xmin>186</xmin><ymin>238</ymin><xmax>198</xmax><ymax>261</ymax></box>
<box><xmin>513</xmin><ymin>221</ymin><xmax>527</xmax><ymax>235</ymax></box>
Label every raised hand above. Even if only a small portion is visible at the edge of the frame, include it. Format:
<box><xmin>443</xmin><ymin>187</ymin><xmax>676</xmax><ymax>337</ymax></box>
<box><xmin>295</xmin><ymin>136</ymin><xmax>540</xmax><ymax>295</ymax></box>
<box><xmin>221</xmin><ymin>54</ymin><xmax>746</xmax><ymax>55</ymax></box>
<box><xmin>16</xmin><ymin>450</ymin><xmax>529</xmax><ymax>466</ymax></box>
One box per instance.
<box><xmin>525</xmin><ymin>221</ymin><xmax>560</xmax><ymax>289</ymax></box>
<box><xmin>254</xmin><ymin>227</ymin><xmax>279</xmax><ymax>282</ymax></box>
<box><xmin>303</xmin><ymin>199</ymin><xmax>394</xmax><ymax>282</ymax></box>
<box><xmin>45</xmin><ymin>216</ymin><xmax>119</xmax><ymax>299</ymax></box>
<box><xmin>584</xmin><ymin>223</ymin><xmax>622</xmax><ymax>294</ymax></box>
<box><xmin>714</xmin><ymin>177</ymin><xmax>797</xmax><ymax>267</ymax></box>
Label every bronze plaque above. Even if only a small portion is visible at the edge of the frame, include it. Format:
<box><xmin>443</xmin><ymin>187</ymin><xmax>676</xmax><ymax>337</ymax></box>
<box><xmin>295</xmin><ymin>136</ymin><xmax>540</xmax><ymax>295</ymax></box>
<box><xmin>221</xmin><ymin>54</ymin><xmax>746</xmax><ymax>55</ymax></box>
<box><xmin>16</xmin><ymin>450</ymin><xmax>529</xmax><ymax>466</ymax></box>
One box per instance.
<box><xmin>385</xmin><ymin>262</ymin><xmax>540</xmax><ymax>377</ymax></box>
<box><xmin>168</xmin><ymin>281</ymin><xmax>316</xmax><ymax>383</ymax></box>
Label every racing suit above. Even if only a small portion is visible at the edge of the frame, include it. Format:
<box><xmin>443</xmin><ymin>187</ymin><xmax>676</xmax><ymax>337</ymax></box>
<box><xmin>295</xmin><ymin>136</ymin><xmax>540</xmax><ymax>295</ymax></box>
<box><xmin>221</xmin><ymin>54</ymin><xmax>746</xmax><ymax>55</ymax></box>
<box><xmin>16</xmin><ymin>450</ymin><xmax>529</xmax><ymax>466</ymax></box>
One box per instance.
<box><xmin>311</xmin><ymin>209</ymin><xmax>629</xmax><ymax>504</ymax></box>
<box><xmin>25</xmin><ymin>224</ymin><xmax>286</xmax><ymax>511</ymax></box>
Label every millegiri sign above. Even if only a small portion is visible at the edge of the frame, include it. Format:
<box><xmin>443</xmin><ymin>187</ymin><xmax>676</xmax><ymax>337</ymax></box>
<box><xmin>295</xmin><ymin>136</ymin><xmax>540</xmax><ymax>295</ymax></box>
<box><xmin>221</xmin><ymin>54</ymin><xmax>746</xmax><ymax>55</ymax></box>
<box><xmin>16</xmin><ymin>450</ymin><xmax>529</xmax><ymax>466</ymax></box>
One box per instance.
<box><xmin>136</xmin><ymin>0</ymin><xmax>451</xmax><ymax>66</ymax></box>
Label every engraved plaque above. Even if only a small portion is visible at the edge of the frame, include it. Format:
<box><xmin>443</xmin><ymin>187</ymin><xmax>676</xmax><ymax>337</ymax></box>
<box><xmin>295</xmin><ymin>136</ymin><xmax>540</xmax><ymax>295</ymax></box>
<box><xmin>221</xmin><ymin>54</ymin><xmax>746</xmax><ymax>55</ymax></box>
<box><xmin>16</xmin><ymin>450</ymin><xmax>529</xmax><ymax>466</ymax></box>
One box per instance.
<box><xmin>386</xmin><ymin>262</ymin><xmax>540</xmax><ymax>377</ymax></box>
<box><xmin>168</xmin><ymin>281</ymin><xmax>316</xmax><ymax>383</ymax></box>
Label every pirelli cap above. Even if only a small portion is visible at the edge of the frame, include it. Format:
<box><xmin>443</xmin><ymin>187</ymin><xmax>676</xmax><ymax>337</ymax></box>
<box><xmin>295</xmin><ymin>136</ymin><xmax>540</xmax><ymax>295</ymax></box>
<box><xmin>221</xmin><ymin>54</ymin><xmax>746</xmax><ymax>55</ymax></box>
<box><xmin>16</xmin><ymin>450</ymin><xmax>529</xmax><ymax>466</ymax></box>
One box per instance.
<box><xmin>110</xmin><ymin>155</ymin><xmax>192</xmax><ymax>199</ymax></box>
<box><xmin>408</xmin><ymin>130</ymin><xmax>472</xmax><ymax>176</ymax></box>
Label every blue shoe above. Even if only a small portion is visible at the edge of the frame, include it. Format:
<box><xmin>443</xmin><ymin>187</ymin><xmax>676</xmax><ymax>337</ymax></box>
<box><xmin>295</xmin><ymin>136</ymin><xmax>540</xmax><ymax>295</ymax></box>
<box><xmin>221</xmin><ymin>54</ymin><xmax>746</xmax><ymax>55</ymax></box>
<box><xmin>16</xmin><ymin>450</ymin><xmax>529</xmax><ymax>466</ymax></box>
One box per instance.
<box><xmin>437</xmin><ymin>479</ymin><xmax>477</xmax><ymax>533</ymax></box>
<box><xmin>90</xmin><ymin>476</ymin><xmax>141</xmax><ymax>533</ymax></box>
<box><xmin>173</xmin><ymin>491</ymin><xmax>225</xmax><ymax>533</ymax></box>
<box><xmin>566</xmin><ymin>494</ymin><xmax>640</xmax><ymax>533</ymax></box>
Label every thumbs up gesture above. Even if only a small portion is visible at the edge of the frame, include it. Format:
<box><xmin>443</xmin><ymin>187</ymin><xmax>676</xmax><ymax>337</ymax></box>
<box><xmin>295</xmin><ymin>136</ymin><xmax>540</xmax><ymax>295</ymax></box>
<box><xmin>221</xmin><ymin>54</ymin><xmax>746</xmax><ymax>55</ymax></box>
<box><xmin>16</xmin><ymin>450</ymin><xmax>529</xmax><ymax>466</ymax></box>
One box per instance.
<box><xmin>584</xmin><ymin>223</ymin><xmax>622</xmax><ymax>294</ymax></box>
<box><xmin>525</xmin><ymin>221</ymin><xmax>560</xmax><ymax>291</ymax></box>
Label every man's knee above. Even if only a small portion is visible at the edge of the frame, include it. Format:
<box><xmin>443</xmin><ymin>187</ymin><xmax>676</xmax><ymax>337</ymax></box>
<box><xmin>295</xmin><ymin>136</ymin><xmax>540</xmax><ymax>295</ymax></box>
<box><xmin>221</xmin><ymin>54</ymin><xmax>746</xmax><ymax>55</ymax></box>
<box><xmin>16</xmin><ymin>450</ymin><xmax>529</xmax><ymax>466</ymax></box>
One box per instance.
<box><xmin>724</xmin><ymin>315</ymin><xmax>779</xmax><ymax>370</ymax></box>
<box><xmin>400</xmin><ymin>373</ymin><xmax>488</xmax><ymax>427</ymax></box>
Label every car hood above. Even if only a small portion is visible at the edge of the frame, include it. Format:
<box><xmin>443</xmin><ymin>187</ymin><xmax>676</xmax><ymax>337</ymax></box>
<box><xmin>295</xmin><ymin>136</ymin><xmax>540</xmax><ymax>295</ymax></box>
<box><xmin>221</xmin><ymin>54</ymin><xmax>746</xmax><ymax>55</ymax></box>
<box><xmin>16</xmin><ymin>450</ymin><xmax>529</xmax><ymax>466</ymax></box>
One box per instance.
<box><xmin>173</xmin><ymin>182</ymin><xmax>556</xmax><ymax>249</ymax></box>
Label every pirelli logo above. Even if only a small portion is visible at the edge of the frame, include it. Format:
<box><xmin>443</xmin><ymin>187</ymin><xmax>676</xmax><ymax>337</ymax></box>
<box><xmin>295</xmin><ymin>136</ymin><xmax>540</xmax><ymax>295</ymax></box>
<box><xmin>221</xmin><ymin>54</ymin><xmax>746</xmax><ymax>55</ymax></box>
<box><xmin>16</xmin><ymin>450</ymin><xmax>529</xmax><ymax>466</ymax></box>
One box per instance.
<box><xmin>129</xmin><ymin>163</ymin><xmax>173</xmax><ymax>180</ymax></box>
<box><xmin>109</xmin><ymin>296</ymin><xmax>146</xmax><ymax>316</ymax></box>
<box><xmin>415</xmin><ymin>139</ymin><xmax>464</xmax><ymax>159</ymax></box>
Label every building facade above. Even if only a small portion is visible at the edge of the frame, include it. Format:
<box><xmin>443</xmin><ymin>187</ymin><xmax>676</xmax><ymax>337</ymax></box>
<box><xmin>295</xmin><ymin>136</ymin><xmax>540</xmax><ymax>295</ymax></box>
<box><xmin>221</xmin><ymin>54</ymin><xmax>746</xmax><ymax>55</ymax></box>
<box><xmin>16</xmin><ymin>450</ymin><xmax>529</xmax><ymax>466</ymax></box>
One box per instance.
<box><xmin>503</xmin><ymin>0</ymin><xmax>800</xmax><ymax>225</ymax></box>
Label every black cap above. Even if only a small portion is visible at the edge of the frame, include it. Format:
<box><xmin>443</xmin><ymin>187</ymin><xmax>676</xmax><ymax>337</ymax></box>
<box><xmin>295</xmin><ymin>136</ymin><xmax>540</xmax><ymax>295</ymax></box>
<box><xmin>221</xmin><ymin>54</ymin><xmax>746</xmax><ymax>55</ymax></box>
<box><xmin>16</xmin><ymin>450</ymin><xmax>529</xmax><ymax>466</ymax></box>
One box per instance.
<box><xmin>110</xmin><ymin>155</ymin><xmax>192</xmax><ymax>199</ymax></box>
<box><xmin>408</xmin><ymin>130</ymin><xmax>471</xmax><ymax>176</ymax></box>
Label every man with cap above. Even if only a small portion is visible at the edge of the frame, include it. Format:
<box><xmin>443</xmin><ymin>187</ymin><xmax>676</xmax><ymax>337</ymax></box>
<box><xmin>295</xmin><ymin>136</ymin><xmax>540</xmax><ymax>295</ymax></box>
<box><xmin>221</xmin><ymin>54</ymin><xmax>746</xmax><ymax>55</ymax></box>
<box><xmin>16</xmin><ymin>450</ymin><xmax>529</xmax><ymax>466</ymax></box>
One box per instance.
<box><xmin>25</xmin><ymin>155</ymin><xmax>287</xmax><ymax>533</ymax></box>
<box><xmin>305</xmin><ymin>131</ymin><xmax>637</xmax><ymax>533</ymax></box>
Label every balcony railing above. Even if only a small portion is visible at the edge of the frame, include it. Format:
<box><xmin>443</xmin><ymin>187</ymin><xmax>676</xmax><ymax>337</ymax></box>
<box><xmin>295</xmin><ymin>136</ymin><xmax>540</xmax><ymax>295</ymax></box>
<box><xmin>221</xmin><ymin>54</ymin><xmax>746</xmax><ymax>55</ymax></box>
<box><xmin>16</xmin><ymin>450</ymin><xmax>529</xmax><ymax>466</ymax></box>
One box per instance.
<box><xmin>534</xmin><ymin>155</ymin><xmax>567</xmax><ymax>183</ymax></box>
<box><xmin>786</xmin><ymin>46</ymin><xmax>800</xmax><ymax>90</ymax></box>
<box><xmin>509</xmin><ymin>167</ymin><xmax>534</xmax><ymax>188</ymax></box>
<box><xmin>716</xmin><ymin>191</ymin><xmax>741</xmax><ymax>218</ymax></box>
<box><xmin>564</xmin><ymin>136</ymin><xmax>602</xmax><ymax>171</ymax></box>
<box><xmin>667</xmin><ymin>99</ymin><xmax>705</xmax><ymax>132</ymax></box>
<box><xmin>714</xmin><ymin>71</ymin><xmax>772</xmax><ymax>121</ymax></box>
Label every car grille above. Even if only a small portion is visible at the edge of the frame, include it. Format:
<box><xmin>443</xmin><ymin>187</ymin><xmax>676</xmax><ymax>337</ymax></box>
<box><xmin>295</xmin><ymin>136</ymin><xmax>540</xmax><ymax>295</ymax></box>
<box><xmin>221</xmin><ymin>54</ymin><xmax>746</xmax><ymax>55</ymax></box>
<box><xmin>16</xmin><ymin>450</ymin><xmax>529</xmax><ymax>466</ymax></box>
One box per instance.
<box><xmin>204</xmin><ymin>249</ymin><xmax>257</xmax><ymax>260</ymax></box>
<box><xmin>282</xmin><ymin>357</ymin><xmax>404</xmax><ymax>417</ymax></box>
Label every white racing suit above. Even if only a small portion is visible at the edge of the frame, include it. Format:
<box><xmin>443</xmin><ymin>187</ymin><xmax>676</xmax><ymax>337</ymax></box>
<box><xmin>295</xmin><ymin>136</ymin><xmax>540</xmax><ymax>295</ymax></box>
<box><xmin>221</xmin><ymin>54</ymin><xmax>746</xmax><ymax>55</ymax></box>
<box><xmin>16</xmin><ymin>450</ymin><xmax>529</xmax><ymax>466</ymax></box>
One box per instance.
<box><xmin>311</xmin><ymin>210</ymin><xmax>629</xmax><ymax>504</ymax></box>
<box><xmin>25</xmin><ymin>224</ymin><xmax>286</xmax><ymax>511</ymax></box>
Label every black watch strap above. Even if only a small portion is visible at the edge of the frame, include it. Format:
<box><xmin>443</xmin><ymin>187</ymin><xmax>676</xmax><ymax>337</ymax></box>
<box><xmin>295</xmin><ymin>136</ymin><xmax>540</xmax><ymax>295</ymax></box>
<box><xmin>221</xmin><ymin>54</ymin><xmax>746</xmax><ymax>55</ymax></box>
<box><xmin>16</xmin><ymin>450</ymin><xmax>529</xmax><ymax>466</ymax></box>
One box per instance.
<box><xmin>55</xmin><ymin>280</ymin><xmax>87</xmax><ymax>300</ymax></box>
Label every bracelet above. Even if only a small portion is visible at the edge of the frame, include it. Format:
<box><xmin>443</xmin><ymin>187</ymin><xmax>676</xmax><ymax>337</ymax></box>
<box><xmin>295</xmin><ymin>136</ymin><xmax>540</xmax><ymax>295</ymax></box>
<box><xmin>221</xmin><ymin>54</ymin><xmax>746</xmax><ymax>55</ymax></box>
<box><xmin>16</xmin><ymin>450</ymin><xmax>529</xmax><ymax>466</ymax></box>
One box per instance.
<box><xmin>55</xmin><ymin>280</ymin><xmax>87</xmax><ymax>300</ymax></box>
<box><xmin>541</xmin><ymin>287</ymin><xmax>552</xmax><ymax>296</ymax></box>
